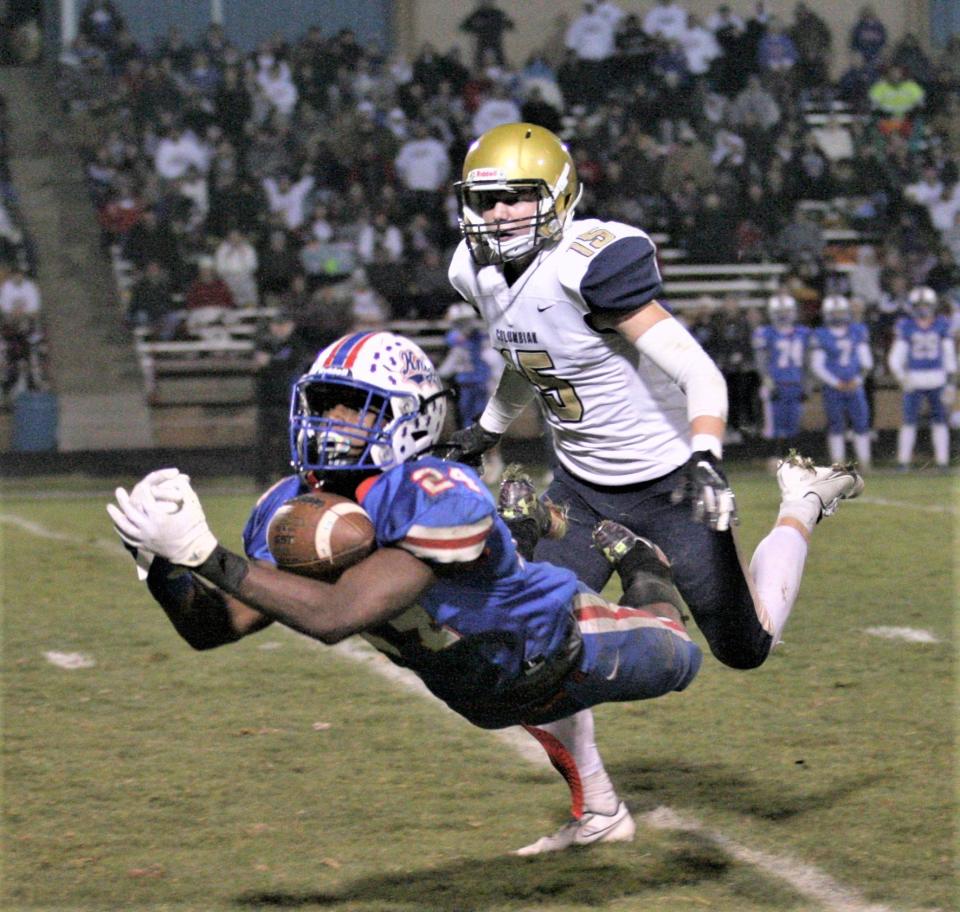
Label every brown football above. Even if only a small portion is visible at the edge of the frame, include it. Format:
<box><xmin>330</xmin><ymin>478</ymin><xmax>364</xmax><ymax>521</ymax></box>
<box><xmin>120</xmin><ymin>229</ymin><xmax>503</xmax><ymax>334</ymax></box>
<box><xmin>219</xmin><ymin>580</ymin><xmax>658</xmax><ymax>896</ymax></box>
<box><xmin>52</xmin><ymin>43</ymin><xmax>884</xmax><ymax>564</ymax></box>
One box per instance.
<box><xmin>267</xmin><ymin>492</ymin><xmax>375</xmax><ymax>580</ymax></box>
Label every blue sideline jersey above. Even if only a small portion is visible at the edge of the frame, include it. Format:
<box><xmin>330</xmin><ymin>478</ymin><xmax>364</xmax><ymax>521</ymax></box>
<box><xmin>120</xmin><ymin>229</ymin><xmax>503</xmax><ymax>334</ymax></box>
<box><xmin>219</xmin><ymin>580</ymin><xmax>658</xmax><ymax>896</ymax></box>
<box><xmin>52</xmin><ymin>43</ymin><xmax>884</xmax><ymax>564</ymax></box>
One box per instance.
<box><xmin>811</xmin><ymin>322</ymin><xmax>870</xmax><ymax>382</ymax></box>
<box><xmin>242</xmin><ymin>456</ymin><xmax>580</xmax><ymax>716</ymax></box>
<box><xmin>753</xmin><ymin>324</ymin><xmax>811</xmax><ymax>385</ymax></box>
<box><xmin>894</xmin><ymin>315</ymin><xmax>952</xmax><ymax>372</ymax></box>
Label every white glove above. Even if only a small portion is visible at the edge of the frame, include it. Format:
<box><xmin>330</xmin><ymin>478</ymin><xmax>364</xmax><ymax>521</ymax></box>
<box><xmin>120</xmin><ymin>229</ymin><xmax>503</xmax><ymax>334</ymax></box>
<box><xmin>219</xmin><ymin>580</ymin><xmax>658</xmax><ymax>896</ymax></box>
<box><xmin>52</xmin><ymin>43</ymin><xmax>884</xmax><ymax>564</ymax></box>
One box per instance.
<box><xmin>942</xmin><ymin>385</ymin><xmax>956</xmax><ymax>406</ymax></box>
<box><xmin>112</xmin><ymin>468</ymin><xmax>180</xmax><ymax>580</ymax></box>
<box><xmin>107</xmin><ymin>471</ymin><xmax>219</xmax><ymax>567</ymax></box>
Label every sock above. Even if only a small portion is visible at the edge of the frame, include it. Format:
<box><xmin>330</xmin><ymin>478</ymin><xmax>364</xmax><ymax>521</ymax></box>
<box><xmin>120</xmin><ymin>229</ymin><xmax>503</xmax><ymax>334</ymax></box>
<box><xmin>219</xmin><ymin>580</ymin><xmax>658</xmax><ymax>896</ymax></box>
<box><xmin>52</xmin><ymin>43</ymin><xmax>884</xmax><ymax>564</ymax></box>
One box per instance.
<box><xmin>827</xmin><ymin>433</ymin><xmax>845</xmax><ymax>464</ymax></box>
<box><xmin>898</xmin><ymin>425</ymin><xmax>916</xmax><ymax>466</ymax></box>
<box><xmin>853</xmin><ymin>433</ymin><xmax>872</xmax><ymax>469</ymax></box>
<box><xmin>528</xmin><ymin>709</ymin><xmax>619</xmax><ymax>816</ymax></box>
<box><xmin>749</xmin><ymin>524</ymin><xmax>809</xmax><ymax>643</ymax></box>
<box><xmin>932</xmin><ymin>423</ymin><xmax>949</xmax><ymax>466</ymax></box>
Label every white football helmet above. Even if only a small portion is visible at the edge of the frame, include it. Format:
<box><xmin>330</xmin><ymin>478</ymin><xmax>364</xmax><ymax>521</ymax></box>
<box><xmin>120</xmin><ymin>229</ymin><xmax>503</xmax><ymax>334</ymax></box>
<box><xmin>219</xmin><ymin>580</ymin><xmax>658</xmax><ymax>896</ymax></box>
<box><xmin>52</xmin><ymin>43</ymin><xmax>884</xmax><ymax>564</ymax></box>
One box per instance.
<box><xmin>455</xmin><ymin>122</ymin><xmax>582</xmax><ymax>266</ymax></box>
<box><xmin>907</xmin><ymin>285</ymin><xmax>937</xmax><ymax>319</ymax></box>
<box><xmin>822</xmin><ymin>295</ymin><xmax>852</xmax><ymax>326</ymax></box>
<box><xmin>290</xmin><ymin>332</ymin><xmax>448</xmax><ymax>488</ymax></box>
<box><xmin>767</xmin><ymin>293</ymin><xmax>798</xmax><ymax>326</ymax></box>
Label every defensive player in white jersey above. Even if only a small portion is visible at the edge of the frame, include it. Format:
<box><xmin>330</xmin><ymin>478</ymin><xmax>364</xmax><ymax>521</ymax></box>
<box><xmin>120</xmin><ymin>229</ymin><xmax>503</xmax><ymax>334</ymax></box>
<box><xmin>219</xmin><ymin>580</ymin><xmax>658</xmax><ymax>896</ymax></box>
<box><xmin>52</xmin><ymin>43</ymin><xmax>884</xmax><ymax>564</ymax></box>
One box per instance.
<box><xmin>887</xmin><ymin>286</ymin><xmax>957</xmax><ymax>470</ymax></box>
<box><xmin>439</xmin><ymin>122</ymin><xmax>865</xmax><ymax>851</ymax></box>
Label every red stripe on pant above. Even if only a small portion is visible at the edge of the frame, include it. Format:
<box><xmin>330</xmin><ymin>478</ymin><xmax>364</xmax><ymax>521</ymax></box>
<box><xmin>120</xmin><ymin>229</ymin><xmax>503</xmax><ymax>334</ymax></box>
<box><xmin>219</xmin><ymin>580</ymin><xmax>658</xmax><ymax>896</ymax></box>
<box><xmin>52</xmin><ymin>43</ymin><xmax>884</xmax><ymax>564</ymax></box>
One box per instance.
<box><xmin>521</xmin><ymin>723</ymin><xmax>584</xmax><ymax>819</ymax></box>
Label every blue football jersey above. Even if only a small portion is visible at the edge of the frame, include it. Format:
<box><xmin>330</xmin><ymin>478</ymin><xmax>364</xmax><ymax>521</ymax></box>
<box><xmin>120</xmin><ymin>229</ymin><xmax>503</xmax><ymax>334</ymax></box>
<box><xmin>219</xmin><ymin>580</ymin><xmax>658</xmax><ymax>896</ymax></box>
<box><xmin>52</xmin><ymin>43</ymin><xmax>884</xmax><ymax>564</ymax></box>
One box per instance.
<box><xmin>242</xmin><ymin>456</ymin><xmax>580</xmax><ymax>714</ymax></box>
<box><xmin>894</xmin><ymin>315</ymin><xmax>951</xmax><ymax>371</ymax></box>
<box><xmin>753</xmin><ymin>324</ymin><xmax>811</xmax><ymax>385</ymax></box>
<box><xmin>811</xmin><ymin>322</ymin><xmax>870</xmax><ymax>382</ymax></box>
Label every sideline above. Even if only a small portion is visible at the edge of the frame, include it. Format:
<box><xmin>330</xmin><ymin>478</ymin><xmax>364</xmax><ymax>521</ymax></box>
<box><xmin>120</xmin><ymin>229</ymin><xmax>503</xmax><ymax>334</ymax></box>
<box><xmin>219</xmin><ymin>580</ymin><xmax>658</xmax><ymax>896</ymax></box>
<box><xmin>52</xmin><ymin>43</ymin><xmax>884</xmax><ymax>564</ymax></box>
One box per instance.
<box><xmin>6</xmin><ymin>510</ymin><xmax>901</xmax><ymax>912</ymax></box>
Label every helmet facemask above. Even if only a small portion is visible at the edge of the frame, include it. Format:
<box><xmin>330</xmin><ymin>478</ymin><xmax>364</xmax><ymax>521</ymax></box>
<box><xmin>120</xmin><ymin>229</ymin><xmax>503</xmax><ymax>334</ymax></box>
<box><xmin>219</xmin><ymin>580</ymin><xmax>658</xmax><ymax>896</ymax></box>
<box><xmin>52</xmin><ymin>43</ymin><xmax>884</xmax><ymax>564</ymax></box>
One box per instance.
<box><xmin>456</xmin><ymin>177</ymin><xmax>574</xmax><ymax>266</ymax></box>
<box><xmin>289</xmin><ymin>331</ymin><xmax>449</xmax><ymax>490</ymax></box>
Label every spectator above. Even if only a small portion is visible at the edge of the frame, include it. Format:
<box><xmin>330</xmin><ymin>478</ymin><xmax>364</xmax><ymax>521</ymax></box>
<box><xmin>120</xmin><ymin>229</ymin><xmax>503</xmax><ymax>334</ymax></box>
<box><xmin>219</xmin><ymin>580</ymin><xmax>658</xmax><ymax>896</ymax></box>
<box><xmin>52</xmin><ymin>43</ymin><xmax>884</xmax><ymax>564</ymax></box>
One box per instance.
<box><xmin>459</xmin><ymin>0</ymin><xmax>514</xmax><ymax>69</ymax></box>
<box><xmin>214</xmin><ymin>229</ymin><xmax>259</xmax><ymax>308</ymax></box>
<box><xmin>678</xmin><ymin>14</ymin><xmax>721</xmax><ymax>78</ymax></box>
<box><xmin>356</xmin><ymin>209</ymin><xmax>404</xmax><ymax>265</ymax></box>
<box><xmin>185</xmin><ymin>257</ymin><xmax>234</xmax><ymax>311</ymax></box>
<box><xmin>257</xmin><ymin>229</ymin><xmax>301</xmax><ymax>303</ymax></box>
<box><xmin>393</xmin><ymin>122</ymin><xmax>451</xmax><ymax>215</ymax></box>
<box><xmin>708</xmin><ymin>295</ymin><xmax>757</xmax><ymax>440</ymax></box>
<box><xmin>262</xmin><ymin>171</ymin><xmax>316</xmax><ymax>232</ymax></box>
<box><xmin>153</xmin><ymin>123</ymin><xmax>210</xmax><ymax>182</ymax></box>
<box><xmin>126</xmin><ymin>260</ymin><xmax>176</xmax><ymax>335</ymax></box>
<box><xmin>757</xmin><ymin>17</ymin><xmax>799</xmax><ymax>106</ymax></box>
<box><xmin>849</xmin><ymin>4</ymin><xmax>886</xmax><ymax>64</ymax></box>
<box><xmin>868</xmin><ymin>64</ymin><xmax>925</xmax><ymax>134</ymax></box>
<box><xmin>520</xmin><ymin>84</ymin><xmax>563</xmax><ymax>134</ymax></box>
<box><xmin>0</xmin><ymin>267</ymin><xmax>45</xmax><ymax>397</ymax></box>
<box><xmin>643</xmin><ymin>0</ymin><xmax>689</xmax><ymax>43</ymax></box>
<box><xmin>729</xmin><ymin>73</ymin><xmax>780</xmax><ymax>130</ymax></box>
<box><xmin>787</xmin><ymin>1</ymin><xmax>831</xmax><ymax>94</ymax></box>
<box><xmin>255</xmin><ymin>58</ymin><xmax>298</xmax><ymax>117</ymax></box>
<box><xmin>564</xmin><ymin>2</ymin><xmax>617</xmax><ymax>107</ymax></box>
<box><xmin>471</xmin><ymin>82</ymin><xmax>522</xmax><ymax>137</ymax></box>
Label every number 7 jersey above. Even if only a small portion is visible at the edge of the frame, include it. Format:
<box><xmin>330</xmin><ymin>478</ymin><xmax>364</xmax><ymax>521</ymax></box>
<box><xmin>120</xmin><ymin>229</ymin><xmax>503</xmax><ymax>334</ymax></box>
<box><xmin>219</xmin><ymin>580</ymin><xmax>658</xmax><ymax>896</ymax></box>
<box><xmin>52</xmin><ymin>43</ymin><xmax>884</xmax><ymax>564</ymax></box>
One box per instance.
<box><xmin>448</xmin><ymin>219</ymin><xmax>691</xmax><ymax>484</ymax></box>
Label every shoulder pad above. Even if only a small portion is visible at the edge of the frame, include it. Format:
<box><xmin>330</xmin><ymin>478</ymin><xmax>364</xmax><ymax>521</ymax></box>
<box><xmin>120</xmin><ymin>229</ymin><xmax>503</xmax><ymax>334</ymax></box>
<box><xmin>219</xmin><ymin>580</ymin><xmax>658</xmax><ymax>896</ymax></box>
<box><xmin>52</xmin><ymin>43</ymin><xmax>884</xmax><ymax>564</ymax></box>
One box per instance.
<box><xmin>556</xmin><ymin>220</ymin><xmax>647</xmax><ymax>292</ymax></box>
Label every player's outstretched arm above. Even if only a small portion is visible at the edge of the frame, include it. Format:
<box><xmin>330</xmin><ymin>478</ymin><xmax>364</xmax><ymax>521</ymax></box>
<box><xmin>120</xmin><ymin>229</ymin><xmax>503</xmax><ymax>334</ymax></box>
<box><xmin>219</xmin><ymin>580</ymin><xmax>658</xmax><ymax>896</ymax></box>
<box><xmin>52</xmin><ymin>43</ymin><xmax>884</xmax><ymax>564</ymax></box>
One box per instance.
<box><xmin>109</xmin><ymin>470</ymin><xmax>436</xmax><ymax>646</ymax></box>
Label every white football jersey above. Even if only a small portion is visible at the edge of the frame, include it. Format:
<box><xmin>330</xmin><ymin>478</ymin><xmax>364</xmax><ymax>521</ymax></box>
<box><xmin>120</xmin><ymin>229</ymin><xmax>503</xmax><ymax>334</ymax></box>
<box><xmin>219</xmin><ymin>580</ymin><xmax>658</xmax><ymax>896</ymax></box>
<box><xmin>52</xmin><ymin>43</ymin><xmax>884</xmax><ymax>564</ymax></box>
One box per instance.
<box><xmin>449</xmin><ymin>218</ymin><xmax>692</xmax><ymax>484</ymax></box>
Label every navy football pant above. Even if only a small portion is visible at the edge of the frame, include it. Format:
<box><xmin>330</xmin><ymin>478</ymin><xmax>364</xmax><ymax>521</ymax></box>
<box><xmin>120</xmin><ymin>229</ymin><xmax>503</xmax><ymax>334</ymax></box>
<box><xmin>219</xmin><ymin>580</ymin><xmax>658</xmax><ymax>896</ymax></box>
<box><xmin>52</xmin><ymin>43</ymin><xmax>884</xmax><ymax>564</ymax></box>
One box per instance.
<box><xmin>535</xmin><ymin>463</ymin><xmax>773</xmax><ymax>670</ymax></box>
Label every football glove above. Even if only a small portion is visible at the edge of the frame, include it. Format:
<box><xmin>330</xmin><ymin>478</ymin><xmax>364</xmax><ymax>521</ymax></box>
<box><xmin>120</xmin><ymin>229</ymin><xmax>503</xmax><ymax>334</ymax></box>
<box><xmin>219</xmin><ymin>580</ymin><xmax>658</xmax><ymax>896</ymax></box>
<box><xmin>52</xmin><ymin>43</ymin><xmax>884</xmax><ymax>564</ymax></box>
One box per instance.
<box><xmin>112</xmin><ymin>468</ymin><xmax>181</xmax><ymax>580</ymax></box>
<box><xmin>670</xmin><ymin>450</ymin><xmax>739</xmax><ymax>532</ymax></box>
<box><xmin>107</xmin><ymin>470</ymin><xmax>219</xmax><ymax>568</ymax></box>
<box><xmin>433</xmin><ymin>423</ymin><xmax>502</xmax><ymax>467</ymax></box>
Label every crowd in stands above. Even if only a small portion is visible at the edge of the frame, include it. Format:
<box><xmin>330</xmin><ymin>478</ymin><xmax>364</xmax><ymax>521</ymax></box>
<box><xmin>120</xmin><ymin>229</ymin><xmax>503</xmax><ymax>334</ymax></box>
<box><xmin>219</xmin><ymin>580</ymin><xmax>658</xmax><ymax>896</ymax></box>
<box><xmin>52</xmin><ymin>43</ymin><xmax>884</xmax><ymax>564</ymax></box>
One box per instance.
<box><xmin>0</xmin><ymin>92</ymin><xmax>47</xmax><ymax>406</ymax></box>
<box><xmin>55</xmin><ymin>0</ymin><xmax>960</xmax><ymax>438</ymax></box>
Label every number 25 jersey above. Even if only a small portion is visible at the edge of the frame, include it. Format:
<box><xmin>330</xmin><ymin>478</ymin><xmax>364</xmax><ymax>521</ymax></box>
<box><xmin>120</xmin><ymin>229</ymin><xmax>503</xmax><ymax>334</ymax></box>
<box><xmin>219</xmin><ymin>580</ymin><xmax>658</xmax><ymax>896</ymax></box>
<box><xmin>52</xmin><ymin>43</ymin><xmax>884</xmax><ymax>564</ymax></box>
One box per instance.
<box><xmin>448</xmin><ymin>219</ymin><xmax>691</xmax><ymax>485</ymax></box>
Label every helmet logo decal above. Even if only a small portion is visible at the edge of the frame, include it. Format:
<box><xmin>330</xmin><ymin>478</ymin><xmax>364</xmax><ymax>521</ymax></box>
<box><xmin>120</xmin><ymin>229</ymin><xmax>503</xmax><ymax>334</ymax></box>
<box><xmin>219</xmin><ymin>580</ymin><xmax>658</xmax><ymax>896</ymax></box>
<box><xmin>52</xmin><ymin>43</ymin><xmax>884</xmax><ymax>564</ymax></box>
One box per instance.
<box><xmin>468</xmin><ymin>167</ymin><xmax>507</xmax><ymax>182</ymax></box>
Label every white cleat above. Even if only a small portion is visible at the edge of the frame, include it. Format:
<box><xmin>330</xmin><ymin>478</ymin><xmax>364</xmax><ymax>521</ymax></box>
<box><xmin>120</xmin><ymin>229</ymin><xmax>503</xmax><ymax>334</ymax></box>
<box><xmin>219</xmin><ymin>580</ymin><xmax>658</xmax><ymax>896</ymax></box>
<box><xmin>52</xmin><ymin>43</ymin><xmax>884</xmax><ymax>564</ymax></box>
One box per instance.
<box><xmin>776</xmin><ymin>452</ymin><xmax>865</xmax><ymax>521</ymax></box>
<box><xmin>514</xmin><ymin>801</ymin><xmax>636</xmax><ymax>856</ymax></box>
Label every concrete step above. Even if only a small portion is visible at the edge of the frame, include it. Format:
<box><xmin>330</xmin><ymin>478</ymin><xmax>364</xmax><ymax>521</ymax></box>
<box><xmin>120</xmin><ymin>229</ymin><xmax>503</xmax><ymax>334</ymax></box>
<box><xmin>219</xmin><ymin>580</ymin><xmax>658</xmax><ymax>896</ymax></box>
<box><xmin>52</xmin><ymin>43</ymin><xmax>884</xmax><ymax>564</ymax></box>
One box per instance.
<box><xmin>0</xmin><ymin>65</ymin><xmax>152</xmax><ymax>450</ymax></box>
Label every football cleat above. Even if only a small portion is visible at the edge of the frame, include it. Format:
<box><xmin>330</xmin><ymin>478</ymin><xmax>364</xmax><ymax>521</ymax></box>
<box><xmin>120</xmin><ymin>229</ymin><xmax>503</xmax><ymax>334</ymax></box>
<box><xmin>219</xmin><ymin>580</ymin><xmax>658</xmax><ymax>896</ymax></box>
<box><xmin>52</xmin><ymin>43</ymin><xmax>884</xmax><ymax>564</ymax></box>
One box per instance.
<box><xmin>592</xmin><ymin>520</ymin><xmax>673</xmax><ymax>582</ymax></box>
<box><xmin>497</xmin><ymin>466</ymin><xmax>567</xmax><ymax>559</ymax></box>
<box><xmin>776</xmin><ymin>451</ymin><xmax>864</xmax><ymax>521</ymax></box>
<box><xmin>514</xmin><ymin>801</ymin><xmax>636</xmax><ymax>856</ymax></box>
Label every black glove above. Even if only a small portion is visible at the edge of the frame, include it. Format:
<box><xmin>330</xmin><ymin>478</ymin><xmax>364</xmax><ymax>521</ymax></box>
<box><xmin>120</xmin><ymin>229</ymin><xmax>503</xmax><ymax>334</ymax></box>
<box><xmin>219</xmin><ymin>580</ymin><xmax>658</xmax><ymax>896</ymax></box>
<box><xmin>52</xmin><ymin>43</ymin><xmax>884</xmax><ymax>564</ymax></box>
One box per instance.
<box><xmin>670</xmin><ymin>450</ymin><xmax>739</xmax><ymax>532</ymax></box>
<box><xmin>433</xmin><ymin>423</ymin><xmax>502</xmax><ymax>467</ymax></box>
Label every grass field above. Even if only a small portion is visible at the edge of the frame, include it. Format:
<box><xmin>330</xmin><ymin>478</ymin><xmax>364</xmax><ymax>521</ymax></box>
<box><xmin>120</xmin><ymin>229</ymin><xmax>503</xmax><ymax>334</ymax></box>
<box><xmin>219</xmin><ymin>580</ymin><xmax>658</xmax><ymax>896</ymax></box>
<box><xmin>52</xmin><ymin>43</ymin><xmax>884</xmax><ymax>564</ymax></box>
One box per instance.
<box><xmin>1</xmin><ymin>467</ymin><xmax>955</xmax><ymax>912</ymax></box>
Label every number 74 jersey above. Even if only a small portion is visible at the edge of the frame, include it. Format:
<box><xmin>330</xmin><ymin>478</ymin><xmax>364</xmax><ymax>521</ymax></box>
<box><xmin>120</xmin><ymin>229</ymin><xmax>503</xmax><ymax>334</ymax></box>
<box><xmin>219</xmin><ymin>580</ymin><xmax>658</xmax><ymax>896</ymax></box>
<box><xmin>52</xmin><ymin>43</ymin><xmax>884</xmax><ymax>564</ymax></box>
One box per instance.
<box><xmin>448</xmin><ymin>219</ymin><xmax>692</xmax><ymax>485</ymax></box>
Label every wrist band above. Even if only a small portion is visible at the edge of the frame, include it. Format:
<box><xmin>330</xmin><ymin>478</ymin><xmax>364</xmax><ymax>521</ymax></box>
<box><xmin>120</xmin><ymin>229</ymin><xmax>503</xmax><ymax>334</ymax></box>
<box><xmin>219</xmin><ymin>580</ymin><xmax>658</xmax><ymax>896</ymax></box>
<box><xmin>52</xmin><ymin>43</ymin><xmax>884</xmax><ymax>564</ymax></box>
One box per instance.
<box><xmin>195</xmin><ymin>545</ymin><xmax>250</xmax><ymax>593</ymax></box>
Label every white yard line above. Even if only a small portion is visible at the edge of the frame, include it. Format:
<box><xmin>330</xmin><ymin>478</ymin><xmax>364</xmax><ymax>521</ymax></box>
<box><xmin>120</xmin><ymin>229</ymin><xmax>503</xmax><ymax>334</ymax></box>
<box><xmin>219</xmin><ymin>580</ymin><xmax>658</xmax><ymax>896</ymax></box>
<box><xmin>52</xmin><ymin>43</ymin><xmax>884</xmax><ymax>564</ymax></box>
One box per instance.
<box><xmin>856</xmin><ymin>496</ymin><xmax>956</xmax><ymax>515</ymax></box>
<box><xmin>6</xmin><ymin>511</ymin><xmax>903</xmax><ymax>912</ymax></box>
<box><xmin>865</xmin><ymin>626</ymin><xmax>940</xmax><ymax>644</ymax></box>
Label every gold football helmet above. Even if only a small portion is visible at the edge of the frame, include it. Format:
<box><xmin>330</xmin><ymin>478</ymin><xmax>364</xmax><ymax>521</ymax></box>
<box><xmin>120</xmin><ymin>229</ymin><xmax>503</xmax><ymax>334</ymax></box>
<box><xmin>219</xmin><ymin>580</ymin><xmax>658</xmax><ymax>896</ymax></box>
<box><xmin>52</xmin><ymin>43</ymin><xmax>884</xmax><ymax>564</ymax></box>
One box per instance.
<box><xmin>455</xmin><ymin>122</ymin><xmax>581</xmax><ymax>265</ymax></box>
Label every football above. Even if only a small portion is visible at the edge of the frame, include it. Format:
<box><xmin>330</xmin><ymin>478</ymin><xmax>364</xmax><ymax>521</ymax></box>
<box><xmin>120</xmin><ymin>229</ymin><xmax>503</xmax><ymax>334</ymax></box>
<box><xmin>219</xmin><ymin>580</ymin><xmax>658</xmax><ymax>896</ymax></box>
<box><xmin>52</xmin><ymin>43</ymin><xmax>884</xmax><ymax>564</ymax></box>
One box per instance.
<box><xmin>267</xmin><ymin>492</ymin><xmax>376</xmax><ymax>580</ymax></box>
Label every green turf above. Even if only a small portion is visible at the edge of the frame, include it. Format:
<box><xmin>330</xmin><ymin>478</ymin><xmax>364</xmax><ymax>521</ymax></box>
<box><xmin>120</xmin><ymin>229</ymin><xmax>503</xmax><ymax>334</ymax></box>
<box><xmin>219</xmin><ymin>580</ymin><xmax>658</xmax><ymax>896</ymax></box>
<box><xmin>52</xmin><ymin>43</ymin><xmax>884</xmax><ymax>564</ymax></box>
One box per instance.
<box><xmin>1</xmin><ymin>468</ymin><xmax>955</xmax><ymax>911</ymax></box>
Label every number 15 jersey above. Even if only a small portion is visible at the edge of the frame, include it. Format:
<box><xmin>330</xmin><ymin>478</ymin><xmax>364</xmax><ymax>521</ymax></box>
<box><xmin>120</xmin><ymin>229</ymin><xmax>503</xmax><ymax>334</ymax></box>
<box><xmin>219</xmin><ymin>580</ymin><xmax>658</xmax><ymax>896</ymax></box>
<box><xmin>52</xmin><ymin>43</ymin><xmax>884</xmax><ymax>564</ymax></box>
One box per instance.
<box><xmin>448</xmin><ymin>219</ymin><xmax>691</xmax><ymax>485</ymax></box>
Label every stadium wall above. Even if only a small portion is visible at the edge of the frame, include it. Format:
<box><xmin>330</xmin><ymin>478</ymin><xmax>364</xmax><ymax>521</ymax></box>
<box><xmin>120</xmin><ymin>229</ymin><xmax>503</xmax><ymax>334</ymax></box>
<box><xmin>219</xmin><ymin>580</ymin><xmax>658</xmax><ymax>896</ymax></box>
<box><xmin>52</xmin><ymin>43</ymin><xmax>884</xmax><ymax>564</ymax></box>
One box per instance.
<box><xmin>397</xmin><ymin>0</ymin><xmax>935</xmax><ymax>70</ymax></box>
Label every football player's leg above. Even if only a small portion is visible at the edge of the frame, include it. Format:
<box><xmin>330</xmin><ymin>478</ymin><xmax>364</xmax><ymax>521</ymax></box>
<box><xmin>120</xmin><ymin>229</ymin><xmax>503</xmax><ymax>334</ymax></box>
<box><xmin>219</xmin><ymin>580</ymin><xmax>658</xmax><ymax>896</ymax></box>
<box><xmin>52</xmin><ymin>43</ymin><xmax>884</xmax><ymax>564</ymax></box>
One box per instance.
<box><xmin>517</xmin><ymin>709</ymin><xmax>636</xmax><ymax>855</ymax></box>
<box><xmin>750</xmin><ymin>452</ymin><xmax>864</xmax><ymax>644</ymax></box>
<box><xmin>627</xmin><ymin>484</ymin><xmax>773</xmax><ymax>669</ymax></box>
<box><xmin>898</xmin><ymin>391</ymin><xmax>921</xmax><ymax>467</ymax></box>
<box><xmin>850</xmin><ymin>389</ymin><xmax>872</xmax><ymax>469</ymax></box>
<box><xmin>823</xmin><ymin>388</ymin><xmax>847</xmax><ymax>464</ymax></box>
<box><xmin>534</xmin><ymin>472</ymin><xmax>613</xmax><ymax>592</ymax></box>
<box><xmin>927</xmin><ymin>390</ymin><xmax>950</xmax><ymax>467</ymax></box>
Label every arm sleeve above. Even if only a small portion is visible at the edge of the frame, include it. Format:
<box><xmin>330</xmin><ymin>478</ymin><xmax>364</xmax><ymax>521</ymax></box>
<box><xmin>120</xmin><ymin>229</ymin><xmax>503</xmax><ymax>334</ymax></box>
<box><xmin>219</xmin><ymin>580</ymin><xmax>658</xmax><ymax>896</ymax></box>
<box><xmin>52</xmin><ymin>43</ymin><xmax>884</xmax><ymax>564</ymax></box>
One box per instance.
<box><xmin>479</xmin><ymin>364</ymin><xmax>537</xmax><ymax>434</ymax></box>
<box><xmin>857</xmin><ymin>341</ymin><xmax>874</xmax><ymax>373</ymax></box>
<box><xmin>810</xmin><ymin>348</ymin><xmax>839</xmax><ymax>388</ymax></box>
<box><xmin>943</xmin><ymin>336</ymin><xmax>958</xmax><ymax>375</ymax></box>
<box><xmin>633</xmin><ymin>317</ymin><xmax>728</xmax><ymax>423</ymax></box>
<box><xmin>887</xmin><ymin>338</ymin><xmax>907</xmax><ymax>381</ymax></box>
